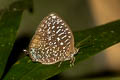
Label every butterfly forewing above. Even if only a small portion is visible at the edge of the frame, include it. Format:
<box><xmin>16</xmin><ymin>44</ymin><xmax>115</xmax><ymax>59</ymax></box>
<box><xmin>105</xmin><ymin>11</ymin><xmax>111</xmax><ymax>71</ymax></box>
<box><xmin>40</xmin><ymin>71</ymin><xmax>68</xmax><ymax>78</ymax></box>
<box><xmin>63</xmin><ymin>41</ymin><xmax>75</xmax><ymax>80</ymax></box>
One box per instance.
<box><xmin>29</xmin><ymin>13</ymin><xmax>76</xmax><ymax>64</ymax></box>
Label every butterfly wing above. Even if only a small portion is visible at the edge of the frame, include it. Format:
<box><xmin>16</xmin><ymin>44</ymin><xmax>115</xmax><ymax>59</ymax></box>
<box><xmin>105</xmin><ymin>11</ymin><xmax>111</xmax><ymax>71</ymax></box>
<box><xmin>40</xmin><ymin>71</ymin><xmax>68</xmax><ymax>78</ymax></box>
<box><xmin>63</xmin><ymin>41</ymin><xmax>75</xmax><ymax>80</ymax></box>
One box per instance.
<box><xmin>28</xmin><ymin>13</ymin><xmax>75</xmax><ymax>64</ymax></box>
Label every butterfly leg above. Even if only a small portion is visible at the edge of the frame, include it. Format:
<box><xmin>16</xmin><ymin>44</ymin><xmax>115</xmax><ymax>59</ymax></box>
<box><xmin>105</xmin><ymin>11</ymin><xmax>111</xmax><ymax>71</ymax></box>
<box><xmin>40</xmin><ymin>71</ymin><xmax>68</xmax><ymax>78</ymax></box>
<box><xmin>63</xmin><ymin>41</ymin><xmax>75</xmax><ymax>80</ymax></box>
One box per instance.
<box><xmin>58</xmin><ymin>61</ymin><xmax>63</xmax><ymax>67</ymax></box>
<box><xmin>70</xmin><ymin>56</ymin><xmax>75</xmax><ymax>67</ymax></box>
<box><xmin>58</xmin><ymin>58</ymin><xmax>65</xmax><ymax>67</ymax></box>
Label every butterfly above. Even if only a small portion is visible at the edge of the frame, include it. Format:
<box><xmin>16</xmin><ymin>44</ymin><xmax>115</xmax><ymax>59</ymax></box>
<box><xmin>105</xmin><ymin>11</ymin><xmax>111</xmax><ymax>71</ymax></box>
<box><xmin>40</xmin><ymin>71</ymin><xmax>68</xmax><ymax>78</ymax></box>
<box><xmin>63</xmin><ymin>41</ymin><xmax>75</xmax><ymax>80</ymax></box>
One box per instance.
<box><xmin>24</xmin><ymin>13</ymin><xmax>79</xmax><ymax>67</ymax></box>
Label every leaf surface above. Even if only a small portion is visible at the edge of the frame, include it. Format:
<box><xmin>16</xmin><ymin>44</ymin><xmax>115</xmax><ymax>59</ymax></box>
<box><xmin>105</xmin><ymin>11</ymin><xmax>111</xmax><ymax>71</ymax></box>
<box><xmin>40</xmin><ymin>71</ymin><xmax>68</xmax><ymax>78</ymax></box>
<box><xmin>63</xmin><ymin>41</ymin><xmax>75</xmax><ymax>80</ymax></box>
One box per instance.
<box><xmin>4</xmin><ymin>20</ymin><xmax>120</xmax><ymax>80</ymax></box>
<box><xmin>0</xmin><ymin>0</ymin><xmax>33</xmax><ymax>79</ymax></box>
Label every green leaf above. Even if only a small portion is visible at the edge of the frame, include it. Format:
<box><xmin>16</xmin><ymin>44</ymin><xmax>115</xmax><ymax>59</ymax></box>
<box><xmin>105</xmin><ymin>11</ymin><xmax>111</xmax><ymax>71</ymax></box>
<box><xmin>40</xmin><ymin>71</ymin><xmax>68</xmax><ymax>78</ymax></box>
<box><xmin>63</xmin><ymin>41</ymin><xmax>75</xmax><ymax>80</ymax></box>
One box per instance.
<box><xmin>0</xmin><ymin>0</ymin><xmax>33</xmax><ymax>79</ymax></box>
<box><xmin>3</xmin><ymin>20</ymin><xmax>120</xmax><ymax>80</ymax></box>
